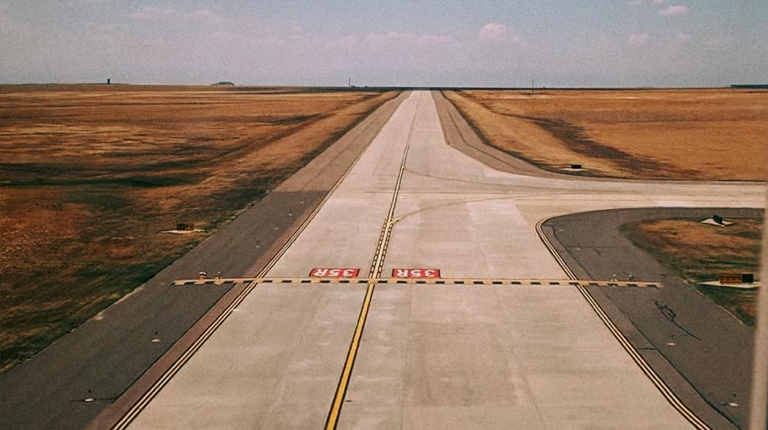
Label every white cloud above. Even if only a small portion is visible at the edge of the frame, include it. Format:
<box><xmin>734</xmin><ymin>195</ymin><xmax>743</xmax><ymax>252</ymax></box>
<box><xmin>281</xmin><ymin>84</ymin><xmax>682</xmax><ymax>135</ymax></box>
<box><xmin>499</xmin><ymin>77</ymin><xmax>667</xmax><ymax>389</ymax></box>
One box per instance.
<box><xmin>328</xmin><ymin>31</ymin><xmax>454</xmax><ymax>54</ymax></box>
<box><xmin>478</xmin><ymin>23</ymin><xmax>510</xmax><ymax>44</ymax></box>
<box><xmin>629</xmin><ymin>33</ymin><xmax>650</xmax><ymax>46</ymax></box>
<box><xmin>0</xmin><ymin>3</ymin><xmax>31</xmax><ymax>34</ymax></box>
<box><xmin>626</xmin><ymin>0</ymin><xmax>666</xmax><ymax>8</ymax></box>
<box><xmin>129</xmin><ymin>6</ymin><xmax>228</xmax><ymax>24</ymax></box>
<box><xmin>658</xmin><ymin>5</ymin><xmax>688</xmax><ymax>15</ymax></box>
<box><xmin>130</xmin><ymin>6</ymin><xmax>176</xmax><ymax>21</ymax></box>
<box><xmin>63</xmin><ymin>0</ymin><xmax>109</xmax><ymax>5</ymax></box>
<box><xmin>703</xmin><ymin>36</ymin><xmax>735</xmax><ymax>49</ymax></box>
<box><xmin>190</xmin><ymin>9</ymin><xmax>226</xmax><ymax>24</ymax></box>
<box><xmin>377</xmin><ymin>31</ymin><xmax>453</xmax><ymax>45</ymax></box>
<box><xmin>674</xmin><ymin>33</ymin><xmax>692</xmax><ymax>43</ymax></box>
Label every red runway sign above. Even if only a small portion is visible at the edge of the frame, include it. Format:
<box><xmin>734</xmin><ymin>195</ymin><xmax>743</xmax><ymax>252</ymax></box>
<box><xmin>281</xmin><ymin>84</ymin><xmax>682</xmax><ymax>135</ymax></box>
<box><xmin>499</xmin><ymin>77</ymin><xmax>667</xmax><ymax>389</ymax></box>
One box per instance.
<box><xmin>392</xmin><ymin>268</ymin><xmax>441</xmax><ymax>278</ymax></box>
<box><xmin>309</xmin><ymin>268</ymin><xmax>360</xmax><ymax>278</ymax></box>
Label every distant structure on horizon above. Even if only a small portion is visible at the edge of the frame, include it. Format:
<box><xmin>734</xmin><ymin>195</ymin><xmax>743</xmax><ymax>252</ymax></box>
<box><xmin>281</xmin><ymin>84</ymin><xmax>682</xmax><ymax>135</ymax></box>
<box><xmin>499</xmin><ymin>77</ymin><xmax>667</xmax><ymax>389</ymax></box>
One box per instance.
<box><xmin>212</xmin><ymin>81</ymin><xmax>235</xmax><ymax>86</ymax></box>
<box><xmin>730</xmin><ymin>84</ymin><xmax>768</xmax><ymax>89</ymax></box>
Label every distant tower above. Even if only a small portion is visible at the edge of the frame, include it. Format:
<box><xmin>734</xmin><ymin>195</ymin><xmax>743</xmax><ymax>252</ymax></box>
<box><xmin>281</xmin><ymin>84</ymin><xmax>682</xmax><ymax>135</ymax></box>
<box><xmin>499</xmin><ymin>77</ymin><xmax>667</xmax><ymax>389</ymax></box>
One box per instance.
<box><xmin>107</xmin><ymin>78</ymin><xmax>111</xmax><ymax>85</ymax></box>
<box><xmin>348</xmin><ymin>77</ymin><xmax>351</xmax><ymax>87</ymax></box>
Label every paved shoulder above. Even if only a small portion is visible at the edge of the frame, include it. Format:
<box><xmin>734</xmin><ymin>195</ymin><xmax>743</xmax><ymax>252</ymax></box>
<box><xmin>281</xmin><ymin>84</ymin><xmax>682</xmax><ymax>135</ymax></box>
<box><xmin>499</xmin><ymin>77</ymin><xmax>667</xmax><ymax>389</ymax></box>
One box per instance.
<box><xmin>0</xmin><ymin>92</ymin><xmax>407</xmax><ymax>430</ymax></box>
<box><xmin>541</xmin><ymin>207</ymin><xmax>762</xmax><ymax>430</ymax></box>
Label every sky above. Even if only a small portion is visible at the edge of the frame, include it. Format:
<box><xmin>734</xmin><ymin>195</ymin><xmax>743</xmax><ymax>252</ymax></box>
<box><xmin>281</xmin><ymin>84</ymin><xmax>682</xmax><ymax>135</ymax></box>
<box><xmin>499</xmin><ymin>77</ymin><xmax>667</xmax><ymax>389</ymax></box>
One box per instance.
<box><xmin>0</xmin><ymin>0</ymin><xmax>766</xmax><ymax>87</ymax></box>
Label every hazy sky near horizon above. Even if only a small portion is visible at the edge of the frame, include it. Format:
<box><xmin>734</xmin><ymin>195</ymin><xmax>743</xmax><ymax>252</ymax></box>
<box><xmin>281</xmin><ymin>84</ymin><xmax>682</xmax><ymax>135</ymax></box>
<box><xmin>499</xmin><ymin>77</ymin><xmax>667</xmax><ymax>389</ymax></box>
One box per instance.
<box><xmin>0</xmin><ymin>1</ymin><xmax>766</xmax><ymax>87</ymax></box>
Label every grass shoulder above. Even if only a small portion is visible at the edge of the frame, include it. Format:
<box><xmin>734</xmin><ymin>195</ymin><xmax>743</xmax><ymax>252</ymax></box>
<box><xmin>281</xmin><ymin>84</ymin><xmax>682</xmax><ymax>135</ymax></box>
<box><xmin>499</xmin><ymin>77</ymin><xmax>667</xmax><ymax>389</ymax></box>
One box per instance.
<box><xmin>620</xmin><ymin>216</ymin><xmax>763</xmax><ymax>325</ymax></box>
<box><xmin>444</xmin><ymin>89</ymin><xmax>768</xmax><ymax>181</ymax></box>
<box><xmin>0</xmin><ymin>87</ymin><xmax>399</xmax><ymax>373</ymax></box>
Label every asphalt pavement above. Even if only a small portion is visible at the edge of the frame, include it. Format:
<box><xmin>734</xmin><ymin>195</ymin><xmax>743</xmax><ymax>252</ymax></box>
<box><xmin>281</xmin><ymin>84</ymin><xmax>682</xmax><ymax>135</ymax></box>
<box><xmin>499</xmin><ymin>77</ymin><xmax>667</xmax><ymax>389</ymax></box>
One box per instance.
<box><xmin>542</xmin><ymin>207</ymin><xmax>764</xmax><ymax>430</ymax></box>
<box><xmin>121</xmin><ymin>91</ymin><xmax>766</xmax><ymax>429</ymax></box>
<box><xmin>3</xmin><ymin>88</ymin><xmax>764</xmax><ymax>430</ymax></box>
<box><xmin>0</xmin><ymin>91</ymin><xmax>407</xmax><ymax>430</ymax></box>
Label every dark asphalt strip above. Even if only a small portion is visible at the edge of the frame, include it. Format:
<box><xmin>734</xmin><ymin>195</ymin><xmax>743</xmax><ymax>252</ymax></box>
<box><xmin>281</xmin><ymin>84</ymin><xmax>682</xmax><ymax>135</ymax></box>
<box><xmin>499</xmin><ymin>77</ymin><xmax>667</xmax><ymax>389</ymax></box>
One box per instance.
<box><xmin>542</xmin><ymin>207</ymin><xmax>763</xmax><ymax>430</ymax></box>
<box><xmin>0</xmin><ymin>92</ymin><xmax>407</xmax><ymax>430</ymax></box>
<box><xmin>0</xmin><ymin>192</ymin><xmax>322</xmax><ymax>430</ymax></box>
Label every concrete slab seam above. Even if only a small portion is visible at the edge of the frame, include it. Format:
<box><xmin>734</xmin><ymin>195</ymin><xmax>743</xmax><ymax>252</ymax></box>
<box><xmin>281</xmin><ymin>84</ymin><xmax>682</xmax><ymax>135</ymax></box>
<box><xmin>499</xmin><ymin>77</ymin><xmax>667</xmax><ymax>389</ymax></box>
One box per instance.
<box><xmin>107</xmin><ymin>94</ymin><xmax>402</xmax><ymax>430</ymax></box>
<box><xmin>324</xmin><ymin>97</ymin><xmax>418</xmax><ymax>430</ymax></box>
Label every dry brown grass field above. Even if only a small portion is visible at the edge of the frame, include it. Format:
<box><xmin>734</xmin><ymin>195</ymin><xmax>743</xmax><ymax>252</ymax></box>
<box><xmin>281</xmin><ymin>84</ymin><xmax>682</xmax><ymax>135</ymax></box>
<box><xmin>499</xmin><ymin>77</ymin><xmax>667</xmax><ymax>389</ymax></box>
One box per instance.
<box><xmin>446</xmin><ymin>89</ymin><xmax>768</xmax><ymax>180</ymax></box>
<box><xmin>622</xmin><ymin>218</ymin><xmax>763</xmax><ymax>325</ymax></box>
<box><xmin>0</xmin><ymin>85</ymin><xmax>398</xmax><ymax>373</ymax></box>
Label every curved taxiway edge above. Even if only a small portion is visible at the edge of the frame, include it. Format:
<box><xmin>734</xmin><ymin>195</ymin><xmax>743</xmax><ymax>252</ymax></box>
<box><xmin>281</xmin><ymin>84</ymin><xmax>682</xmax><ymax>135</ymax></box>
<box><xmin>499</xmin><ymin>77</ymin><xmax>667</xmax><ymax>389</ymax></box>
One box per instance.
<box><xmin>538</xmin><ymin>207</ymin><xmax>764</xmax><ymax>430</ymax></box>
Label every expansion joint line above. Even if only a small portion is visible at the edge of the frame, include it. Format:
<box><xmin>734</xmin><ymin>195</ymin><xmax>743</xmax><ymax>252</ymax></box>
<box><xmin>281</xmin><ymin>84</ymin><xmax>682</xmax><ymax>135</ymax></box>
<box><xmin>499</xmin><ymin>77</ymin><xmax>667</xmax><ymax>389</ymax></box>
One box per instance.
<box><xmin>325</xmin><ymin>99</ymin><xmax>418</xmax><ymax>430</ymax></box>
<box><xmin>535</xmin><ymin>218</ymin><xmax>711</xmax><ymax>430</ymax></box>
<box><xmin>108</xmin><ymin>100</ymin><xmax>391</xmax><ymax>430</ymax></box>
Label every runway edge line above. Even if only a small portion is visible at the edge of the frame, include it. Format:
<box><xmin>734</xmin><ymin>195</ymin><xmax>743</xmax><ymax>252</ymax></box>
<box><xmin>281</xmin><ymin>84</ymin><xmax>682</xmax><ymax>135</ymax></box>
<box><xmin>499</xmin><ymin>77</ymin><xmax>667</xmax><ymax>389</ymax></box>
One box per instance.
<box><xmin>106</xmin><ymin>94</ymin><xmax>406</xmax><ymax>430</ymax></box>
<box><xmin>536</xmin><ymin>218</ymin><xmax>712</xmax><ymax>430</ymax></box>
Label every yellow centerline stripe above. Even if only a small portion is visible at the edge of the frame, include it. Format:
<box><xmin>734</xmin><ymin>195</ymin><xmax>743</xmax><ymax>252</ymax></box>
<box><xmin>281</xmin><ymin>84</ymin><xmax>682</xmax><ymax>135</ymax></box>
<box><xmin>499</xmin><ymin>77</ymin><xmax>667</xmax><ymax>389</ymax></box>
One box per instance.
<box><xmin>324</xmin><ymin>97</ymin><xmax>418</xmax><ymax>430</ymax></box>
<box><xmin>109</xmin><ymin>97</ymin><xmax>396</xmax><ymax>430</ymax></box>
<box><xmin>324</xmin><ymin>283</ymin><xmax>375</xmax><ymax>427</ymax></box>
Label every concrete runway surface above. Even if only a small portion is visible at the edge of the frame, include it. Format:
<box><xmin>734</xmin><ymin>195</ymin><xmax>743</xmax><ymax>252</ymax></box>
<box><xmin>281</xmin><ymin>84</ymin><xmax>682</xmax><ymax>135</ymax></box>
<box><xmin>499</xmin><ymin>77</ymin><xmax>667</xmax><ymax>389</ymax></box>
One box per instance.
<box><xmin>0</xmin><ymin>93</ymin><xmax>407</xmax><ymax>430</ymax></box>
<box><xmin>122</xmin><ymin>91</ymin><xmax>764</xmax><ymax>429</ymax></box>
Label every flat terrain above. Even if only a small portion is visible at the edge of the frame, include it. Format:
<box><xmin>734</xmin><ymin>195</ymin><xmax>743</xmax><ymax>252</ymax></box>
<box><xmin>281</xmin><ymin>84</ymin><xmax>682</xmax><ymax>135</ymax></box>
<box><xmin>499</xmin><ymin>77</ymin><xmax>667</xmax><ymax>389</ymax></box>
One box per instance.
<box><xmin>2</xmin><ymin>88</ymin><xmax>765</xmax><ymax>430</ymax></box>
<box><xmin>622</xmin><ymin>217</ymin><xmax>763</xmax><ymax>325</ymax></box>
<box><xmin>122</xmin><ymin>91</ymin><xmax>764</xmax><ymax>430</ymax></box>
<box><xmin>0</xmin><ymin>85</ymin><xmax>398</xmax><ymax>373</ymax></box>
<box><xmin>445</xmin><ymin>89</ymin><xmax>768</xmax><ymax>180</ymax></box>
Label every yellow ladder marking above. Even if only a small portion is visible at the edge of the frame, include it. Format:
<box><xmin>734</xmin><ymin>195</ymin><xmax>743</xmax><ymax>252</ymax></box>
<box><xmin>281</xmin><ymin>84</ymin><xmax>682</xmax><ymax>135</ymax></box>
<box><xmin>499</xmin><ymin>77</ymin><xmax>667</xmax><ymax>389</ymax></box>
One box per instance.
<box><xmin>109</xmin><ymin>94</ymin><xmax>390</xmax><ymax>430</ymax></box>
<box><xmin>324</xmin><ymin>98</ymin><xmax>417</xmax><ymax>430</ymax></box>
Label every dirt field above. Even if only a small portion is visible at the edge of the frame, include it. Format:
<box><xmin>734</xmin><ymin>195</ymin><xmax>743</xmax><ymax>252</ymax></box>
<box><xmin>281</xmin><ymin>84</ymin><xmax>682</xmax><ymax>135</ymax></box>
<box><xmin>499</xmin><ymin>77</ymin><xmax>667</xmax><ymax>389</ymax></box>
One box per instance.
<box><xmin>0</xmin><ymin>85</ymin><xmax>399</xmax><ymax>373</ymax></box>
<box><xmin>445</xmin><ymin>89</ymin><xmax>768</xmax><ymax>180</ymax></box>
<box><xmin>622</xmin><ymin>217</ymin><xmax>763</xmax><ymax>325</ymax></box>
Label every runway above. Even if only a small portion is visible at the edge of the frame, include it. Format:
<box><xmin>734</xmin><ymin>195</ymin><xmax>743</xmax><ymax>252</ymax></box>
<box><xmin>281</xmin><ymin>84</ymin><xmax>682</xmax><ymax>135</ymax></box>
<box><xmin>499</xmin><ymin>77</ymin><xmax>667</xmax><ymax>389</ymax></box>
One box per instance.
<box><xmin>122</xmin><ymin>91</ymin><xmax>764</xmax><ymax>429</ymax></box>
